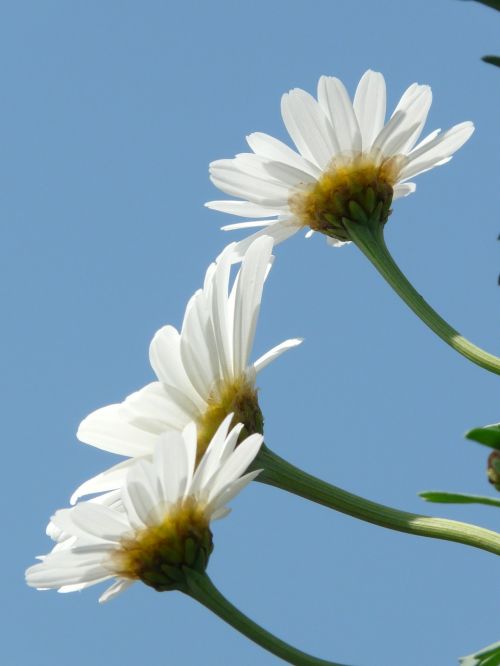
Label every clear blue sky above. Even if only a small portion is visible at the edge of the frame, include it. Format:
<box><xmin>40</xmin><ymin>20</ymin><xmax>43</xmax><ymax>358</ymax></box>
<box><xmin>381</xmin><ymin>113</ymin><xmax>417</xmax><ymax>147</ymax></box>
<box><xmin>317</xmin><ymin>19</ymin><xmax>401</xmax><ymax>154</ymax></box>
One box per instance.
<box><xmin>5</xmin><ymin>1</ymin><xmax>499</xmax><ymax>664</ymax></box>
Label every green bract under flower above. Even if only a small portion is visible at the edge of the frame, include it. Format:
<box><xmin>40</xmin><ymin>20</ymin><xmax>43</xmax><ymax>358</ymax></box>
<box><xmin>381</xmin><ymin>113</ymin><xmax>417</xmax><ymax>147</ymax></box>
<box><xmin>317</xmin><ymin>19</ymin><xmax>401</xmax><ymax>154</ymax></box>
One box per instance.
<box><xmin>289</xmin><ymin>154</ymin><xmax>402</xmax><ymax>242</ymax></box>
<box><xmin>114</xmin><ymin>499</ymin><xmax>213</xmax><ymax>591</ymax></box>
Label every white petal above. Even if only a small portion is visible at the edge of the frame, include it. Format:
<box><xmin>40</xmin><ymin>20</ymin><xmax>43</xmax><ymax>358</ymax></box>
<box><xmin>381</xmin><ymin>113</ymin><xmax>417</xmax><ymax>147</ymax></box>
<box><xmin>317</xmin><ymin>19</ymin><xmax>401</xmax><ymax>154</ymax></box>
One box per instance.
<box><xmin>180</xmin><ymin>292</ymin><xmax>220</xmax><ymax>401</ymax></box>
<box><xmin>317</xmin><ymin>76</ymin><xmax>361</xmax><ymax>154</ymax></box>
<box><xmin>71</xmin><ymin>503</ymin><xmax>131</xmax><ymax>542</ymax></box>
<box><xmin>210</xmin><ymin>248</ymin><xmax>235</xmax><ymax>382</ymax></box>
<box><xmin>209</xmin><ymin>162</ymin><xmax>291</xmax><ymax>207</ymax></box>
<box><xmin>26</xmin><ymin>549</ymin><xmax>113</xmax><ymax>589</ymax></box>
<box><xmin>191</xmin><ymin>415</ymin><xmax>237</xmax><ymax>494</ymax></box>
<box><xmin>262</xmin><ymin>160</ymin><xmax>317</xmax><ymax>188</ymax></box>
<box><xmin>253</xmin><ymin>338</ymin><xmax>303</xmax><ymax>373</ymax></box>
<box><xmin>353</xmin><ymin>70</ymin><xmax>386</xmax><ymax>150</ymax></box>
<box><xmin>220</xmin><ymin>219</ymin><xmax>278</xmax><ymax>231</ymax></box>
<box><xmin>399</xmin><ymin>121</ymin><xmax>474</xmax><ymax>180</ymax></box>
<box><xmin>326</xmin><ymin>236</ymin><xmax>351</xmax><ymax>248</ymax></box>
<box><xmin>225</xmin><ymin>220</ymin><xmax>301</xmax><ymax>263</ymax></box>
<box><xmin>207</xmin><ymin>469</ymin><xmax>261</xmax><ymax>516</ymax></box>
<box><xmin>77</xmin><ymin>404</ymin><xmax>157</xmax><ymax>457</ymax></box>
<box><xmin>124</xmin><ymin>381</ymin><xmax>199</xmax><ymax>433</ymax></box>
<box><xmin>99</xmin><ymin>578</ymin><xmax>134</xmax><ymax>603</ymax></box>
<box><xmin>390</xmin><ymin>83</ymin><xmax>432</xmax><ymax>154</ymax></box>
<box><xmin>154</xmin><ymin>430</ymin><xmax>191</xmax><ymax>504</ymax></box>
<box><xmin>370</xmin><ymin>110</ymin><xmax>406</xmax><ymax>155</ymax></box>
<box><xmin>70</xmin><ymin>459</ymin><xmax>137</xmax><ymax>504</ymax></box>
<box><xmin>393</xmin><ymin>182</ymin><xmax>416</xmax><ymax>199</ymax></box>
<box><xmin>232</xmin><ymin>235</ymin><xmax>274</xmax><ymax>375</ymax></box>
<box><xmin>205</xmin><ymin>199</ymin><xmax>281</xmax><ymax>218</ymax></box>
<box><xmin>149</xmin><ymin>326</ymin><xmax>202</xmax><ymax>409</ymax></box>
<box><xmin>281</xmin><ymin>88</ymin><xmax>337</xmax><ymax>169</ymax></box>
<box><xmin>246</xmin><ymin>132</ymin><xmax>321</xmax><ymax>177</ymax></box>
<box><xmin>207</xmin><ymin>433</ymin><xmax>263</xmax><ymax>501</ymax></box>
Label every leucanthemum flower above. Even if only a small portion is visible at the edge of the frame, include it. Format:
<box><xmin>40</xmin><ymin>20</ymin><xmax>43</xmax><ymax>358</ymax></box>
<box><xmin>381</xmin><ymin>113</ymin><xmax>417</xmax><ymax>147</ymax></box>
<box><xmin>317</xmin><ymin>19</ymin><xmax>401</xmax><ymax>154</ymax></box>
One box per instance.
<box><xmin>27</xmin><ymin>418</ymin><xmax>263</xmax><ymax>602</ymax></box>
<box><xmin>206</xmin><ymin>70</ymin><xmax>474</xmax><ymax>258</ymax></box>
<box><xmin>71</xmin><ymin>236</ymin><xmax>301</xmax><ymax>502</ymax></box>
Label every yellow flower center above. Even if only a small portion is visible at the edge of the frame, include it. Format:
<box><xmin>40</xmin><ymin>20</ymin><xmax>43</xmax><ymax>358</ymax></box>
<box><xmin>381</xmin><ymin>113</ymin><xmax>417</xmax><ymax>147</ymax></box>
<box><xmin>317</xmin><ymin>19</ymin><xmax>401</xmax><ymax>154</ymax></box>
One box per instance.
<box><xmin>113</xmin><ymin>499</ymin><xmax>212</xmax><ymax>592</ymax></box>
<box><xmin>289</xmin><ymin>154</ymin><xmax>403</xmax><ymax>241</ymax></box>
<box><xmin>196</xmin><ymin>376</ymin><xmax>264</xmax><ymax>464</ymax></box>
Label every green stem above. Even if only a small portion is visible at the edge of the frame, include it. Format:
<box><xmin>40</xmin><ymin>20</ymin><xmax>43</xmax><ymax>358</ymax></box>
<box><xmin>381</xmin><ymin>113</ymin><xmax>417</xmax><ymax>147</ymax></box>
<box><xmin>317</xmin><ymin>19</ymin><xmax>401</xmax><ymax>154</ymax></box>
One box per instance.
<box><xmin>342</xmin><ymin>219</ymin><xmax>500</xmax><ymax>375</ymax></box>
<box><xmin>185</xmin><ymin>570</ymin><xmax>349</xmax><ymax>666</ymax></box>
<box><xmin>256</xmin><ymin>446</ymin><xmax>500</xmax><ymax>556</ymax></box>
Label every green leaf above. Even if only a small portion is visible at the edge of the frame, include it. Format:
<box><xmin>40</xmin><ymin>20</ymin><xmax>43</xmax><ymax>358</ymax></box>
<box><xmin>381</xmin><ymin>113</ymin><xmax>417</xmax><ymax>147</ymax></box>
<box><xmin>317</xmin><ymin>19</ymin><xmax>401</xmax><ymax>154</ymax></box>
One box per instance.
<box><xmin>419</xmin><ymin>491</ymin><xmax>500</xmax><ymax>508</ymax></box>
<box><xmin>482</xmin><ymin>55</ymin><xmax>500</xmax><ymax>67</ymax></box>
<box><xmin>465</xmin><ymin>424</ymin><xmax>500</xmax><ymax>450</ymax></box>
<box><xmin>471</xmin><ymin>1</ymin><xmax>500</xmax><ymax>12</ymax></box>
<box><xmin>460</xmin><ymin>641</ymin><xmax>500</xmax><ymax>666</ymax></box>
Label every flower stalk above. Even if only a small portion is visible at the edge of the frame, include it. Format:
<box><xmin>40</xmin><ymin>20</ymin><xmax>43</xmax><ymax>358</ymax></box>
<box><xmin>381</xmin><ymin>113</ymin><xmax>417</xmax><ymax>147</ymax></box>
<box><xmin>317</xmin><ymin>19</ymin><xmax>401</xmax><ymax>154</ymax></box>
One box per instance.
<box><xmin>185</xmin><ymin>569</ymin><xmax>349</xmax><ymax>666</ymax></box>
<box><xmin>257</xmin><ymin>446</ymin><xmax>500</xmax><ymax>556</ymax></box>
<box><xmin>342</xmin><ymin>216</ymin><xmax>500</xmax><ymax>375</ymax></box>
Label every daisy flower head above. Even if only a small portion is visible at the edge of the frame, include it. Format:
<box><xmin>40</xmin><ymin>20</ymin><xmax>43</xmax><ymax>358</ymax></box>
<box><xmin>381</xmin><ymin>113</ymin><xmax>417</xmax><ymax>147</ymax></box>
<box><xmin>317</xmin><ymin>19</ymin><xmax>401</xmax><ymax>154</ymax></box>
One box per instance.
<box><xmin>26</xmin><ymin>418</ymin><xmax>263</xmax><ymax>602</ymax></box>
<box><xmin>72</xmin><ymin>236</ymin><xmax>301</xmax><ymax>502</ymax></box>
<box><xmin>206</xmin><ymin>70</ymin><xmax>474</xmax><ymax>259</ymax></box>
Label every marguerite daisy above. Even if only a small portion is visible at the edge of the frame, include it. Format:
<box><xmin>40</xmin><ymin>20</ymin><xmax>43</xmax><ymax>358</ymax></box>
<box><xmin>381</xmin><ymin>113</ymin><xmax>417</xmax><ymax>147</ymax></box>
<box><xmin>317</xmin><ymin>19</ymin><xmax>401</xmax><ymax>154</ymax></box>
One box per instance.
<box><xmin>26</xmin><ymin>418</ymin><xmax>263</xmax><ymax>601</ymax></box>
<box><xmin>71</xmin><ymin>236</ymin><xmax>301</xmax><ymax>502</ymax></box>
<box><xmin>206</xmin><ymin>70</ymin><xmax>474</xmax><ymax>258</ymax></box>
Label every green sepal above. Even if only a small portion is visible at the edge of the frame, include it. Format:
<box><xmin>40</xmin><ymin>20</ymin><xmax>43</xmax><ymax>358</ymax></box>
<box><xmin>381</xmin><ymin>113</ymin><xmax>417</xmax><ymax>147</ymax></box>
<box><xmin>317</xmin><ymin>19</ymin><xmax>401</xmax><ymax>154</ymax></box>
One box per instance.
<box><xmin>184</xmin><ymin>537</ymin><xmax>197</xmax><ymax>566</ymax></box>
<box><xmin>419</xmin><ymin>490</ymin><xmax>500</xmax><ymax>508</ymax></box>
<box><xmin>466</xmin><ymin>424</ymin><xmax>500</xmax><ymax>450</ymax></box>
<box><xmin>348</xmin><ymin>200</ymin><xmax>368</xmax><ymax>224</ymax></box>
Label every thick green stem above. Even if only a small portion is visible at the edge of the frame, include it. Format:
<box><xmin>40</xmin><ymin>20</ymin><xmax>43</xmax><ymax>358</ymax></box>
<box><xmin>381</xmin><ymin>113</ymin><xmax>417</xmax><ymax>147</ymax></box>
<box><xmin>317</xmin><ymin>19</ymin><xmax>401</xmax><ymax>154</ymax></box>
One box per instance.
<box><xmin>256</xmin><ymin>446</ymin><xmax>500</xmax><ymax>556</ymax></box>
<box><xmin>342</xmin><ymin>219</ymin><xmax>500</xmax><ymax>375</ymax></box>
<box><xmin>185</xmin><ymin>570</ymin><xmax>349</xmax><ymax>666</ymax></box>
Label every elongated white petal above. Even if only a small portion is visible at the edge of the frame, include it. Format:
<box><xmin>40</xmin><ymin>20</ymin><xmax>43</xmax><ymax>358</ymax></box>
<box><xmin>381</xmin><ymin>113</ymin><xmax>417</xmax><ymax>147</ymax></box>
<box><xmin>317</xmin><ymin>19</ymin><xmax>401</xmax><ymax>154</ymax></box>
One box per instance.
<box><xmin>253</xmin><ymin>337</ymin><xmax>303</xmax><ymax>373</ymax></box>
<box><xmin>225</xmin><ymin>220</ymin><xmax>301</xmax><ymax>263</ymax></box>
<box><xmin>390</xmin><ymin>84</ymin><xmax>432</xmax><ymax>153</ymax></box>
<box><xmin>99</xmin><ymin>579</ymin><xmax>134</xmax><ymax>603</ymax></box>
<box><xmin>318</xmin><ymin>76</ymin><xmax>361</xmax><ymax>154</ymax></box>
<box><xmin>281</xmin><ymin>88</ymin><xmax>337</xmax><ymax>169</ymax></box>
<box><xmin>180</xmin><ymin>290</ymin><xmax>220</xmax><ymax>400</ymax></box>
<box><xmin>205</xmin><ymin>199</ymin><xmax>281</xmax><ymax>218</ymax></box>
<box><xmin>209</xmin><ymin>163</ymin><xmax>291</xmax><ymax>206</ymax></box>
<box><xmin>78</xmin><ymin>404</ymin><xmax>157</xmax><ymax>457</ymax></box>
<box><xmin>262</xmin><ymin>160</ymin><xmax>317</xmax><ymax>188</ymax></box>
<box><xmin>232</xmin><ymin>236</ymin><xmax>273</xmax><ymax>375</ymax></box>
<box><xmin>207</xmin><ymin>433</ymin><xmax>263</xmax><ymax>502</ymax></box>
<box><xmin>124</xmin><ymin>382</ymin><xmax>198</xmax><ymax>432</ymax></box>
<box><xmin>149</xmin><ymin>326</ymin><xmax>201</xmax><ymax>407</ymax></box>
<box><xmin>70</xmin><ymin>503</ymin><xmax>131</xmax><ymax>542</ymax></box>
<box><xmin>393</xmin><ymin>182</ymin><xmax>416</xmax><ymax>199</ymax></box>
<box><xmin>246</xmin><ymin>132</ymin><xmax>322</xmax><ymax>178</ymax></box>
<box><xmin>354</xmin><ymin>70</ymin><xmax>386</xmax><ymax>150</ymax></box>
<box><xmin>399</xmin><ymin>121</ymin><xmax>474</xmax><ymax>180</ymax></box>
<box><xmin>70</xmin><ymin>459</ymin><xmax>137</xmax><ymax>504</ymax></box>
<box><xmin>220</xmin><ymin>219</ymin><xmax>278</xmax><ymax>231</ymax></box>
<box><xmin>207</xmin><ymin>469</ymin><xmax>262</xmax><ymax>516</ymax></box>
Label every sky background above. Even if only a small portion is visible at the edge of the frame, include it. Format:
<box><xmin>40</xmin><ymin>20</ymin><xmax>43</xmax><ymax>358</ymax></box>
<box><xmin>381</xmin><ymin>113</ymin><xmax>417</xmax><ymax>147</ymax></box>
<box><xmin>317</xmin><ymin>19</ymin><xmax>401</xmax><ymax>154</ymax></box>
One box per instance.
<box><xmin>3</xmin><ymin>1</ymin><xmax>500</xmax><ymax>664</ymax></box>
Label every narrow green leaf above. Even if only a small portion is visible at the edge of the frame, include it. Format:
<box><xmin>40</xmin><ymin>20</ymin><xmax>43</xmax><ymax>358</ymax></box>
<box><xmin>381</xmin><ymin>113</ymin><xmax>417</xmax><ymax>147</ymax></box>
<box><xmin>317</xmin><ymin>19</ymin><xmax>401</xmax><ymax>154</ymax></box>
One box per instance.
<box><xmin>482</xmin><ymin>55</ymin><xmax>500</xmax><ymax>67</ymax></box>
<box><xmin>465</xmin><ymin>424</ymin><xmax>500</xmax><ymax>450</ymax></box>
<box><xmin>460</xmin><ymin>641</ymin><xmax>500</xmax><ymax>666</ymax></box>
<box><xmin>419</xmin><ymin>491</ymin><xmax>500</xmax><ymax>508</ymax></box>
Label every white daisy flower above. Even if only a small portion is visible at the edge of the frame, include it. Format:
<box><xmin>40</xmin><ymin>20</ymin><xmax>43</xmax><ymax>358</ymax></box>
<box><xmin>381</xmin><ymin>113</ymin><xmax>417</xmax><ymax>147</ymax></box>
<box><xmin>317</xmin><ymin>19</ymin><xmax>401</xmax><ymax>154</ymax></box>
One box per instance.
<box><xmin>26</xmin><ymin>418</ymin><xmax>263</xmax><ymax>602</ymax></box>
<box><xmin>71</xmin><ymin>235</ymin><xmax>301</xmax><ymax>502</ymax></box>
<box><xmin>206</xmin><ymin>70</ymin><xmax>474</xmax><ymax>259</ymax></box>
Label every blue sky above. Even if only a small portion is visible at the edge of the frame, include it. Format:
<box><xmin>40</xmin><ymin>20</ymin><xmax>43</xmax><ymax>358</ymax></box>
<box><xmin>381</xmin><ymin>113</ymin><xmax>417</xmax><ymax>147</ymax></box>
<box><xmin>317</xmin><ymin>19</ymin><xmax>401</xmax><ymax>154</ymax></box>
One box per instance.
<box><xmin>5</xmin><ymin>1</ymin><xmax>500</xmax><ymax>664</ymax></box>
